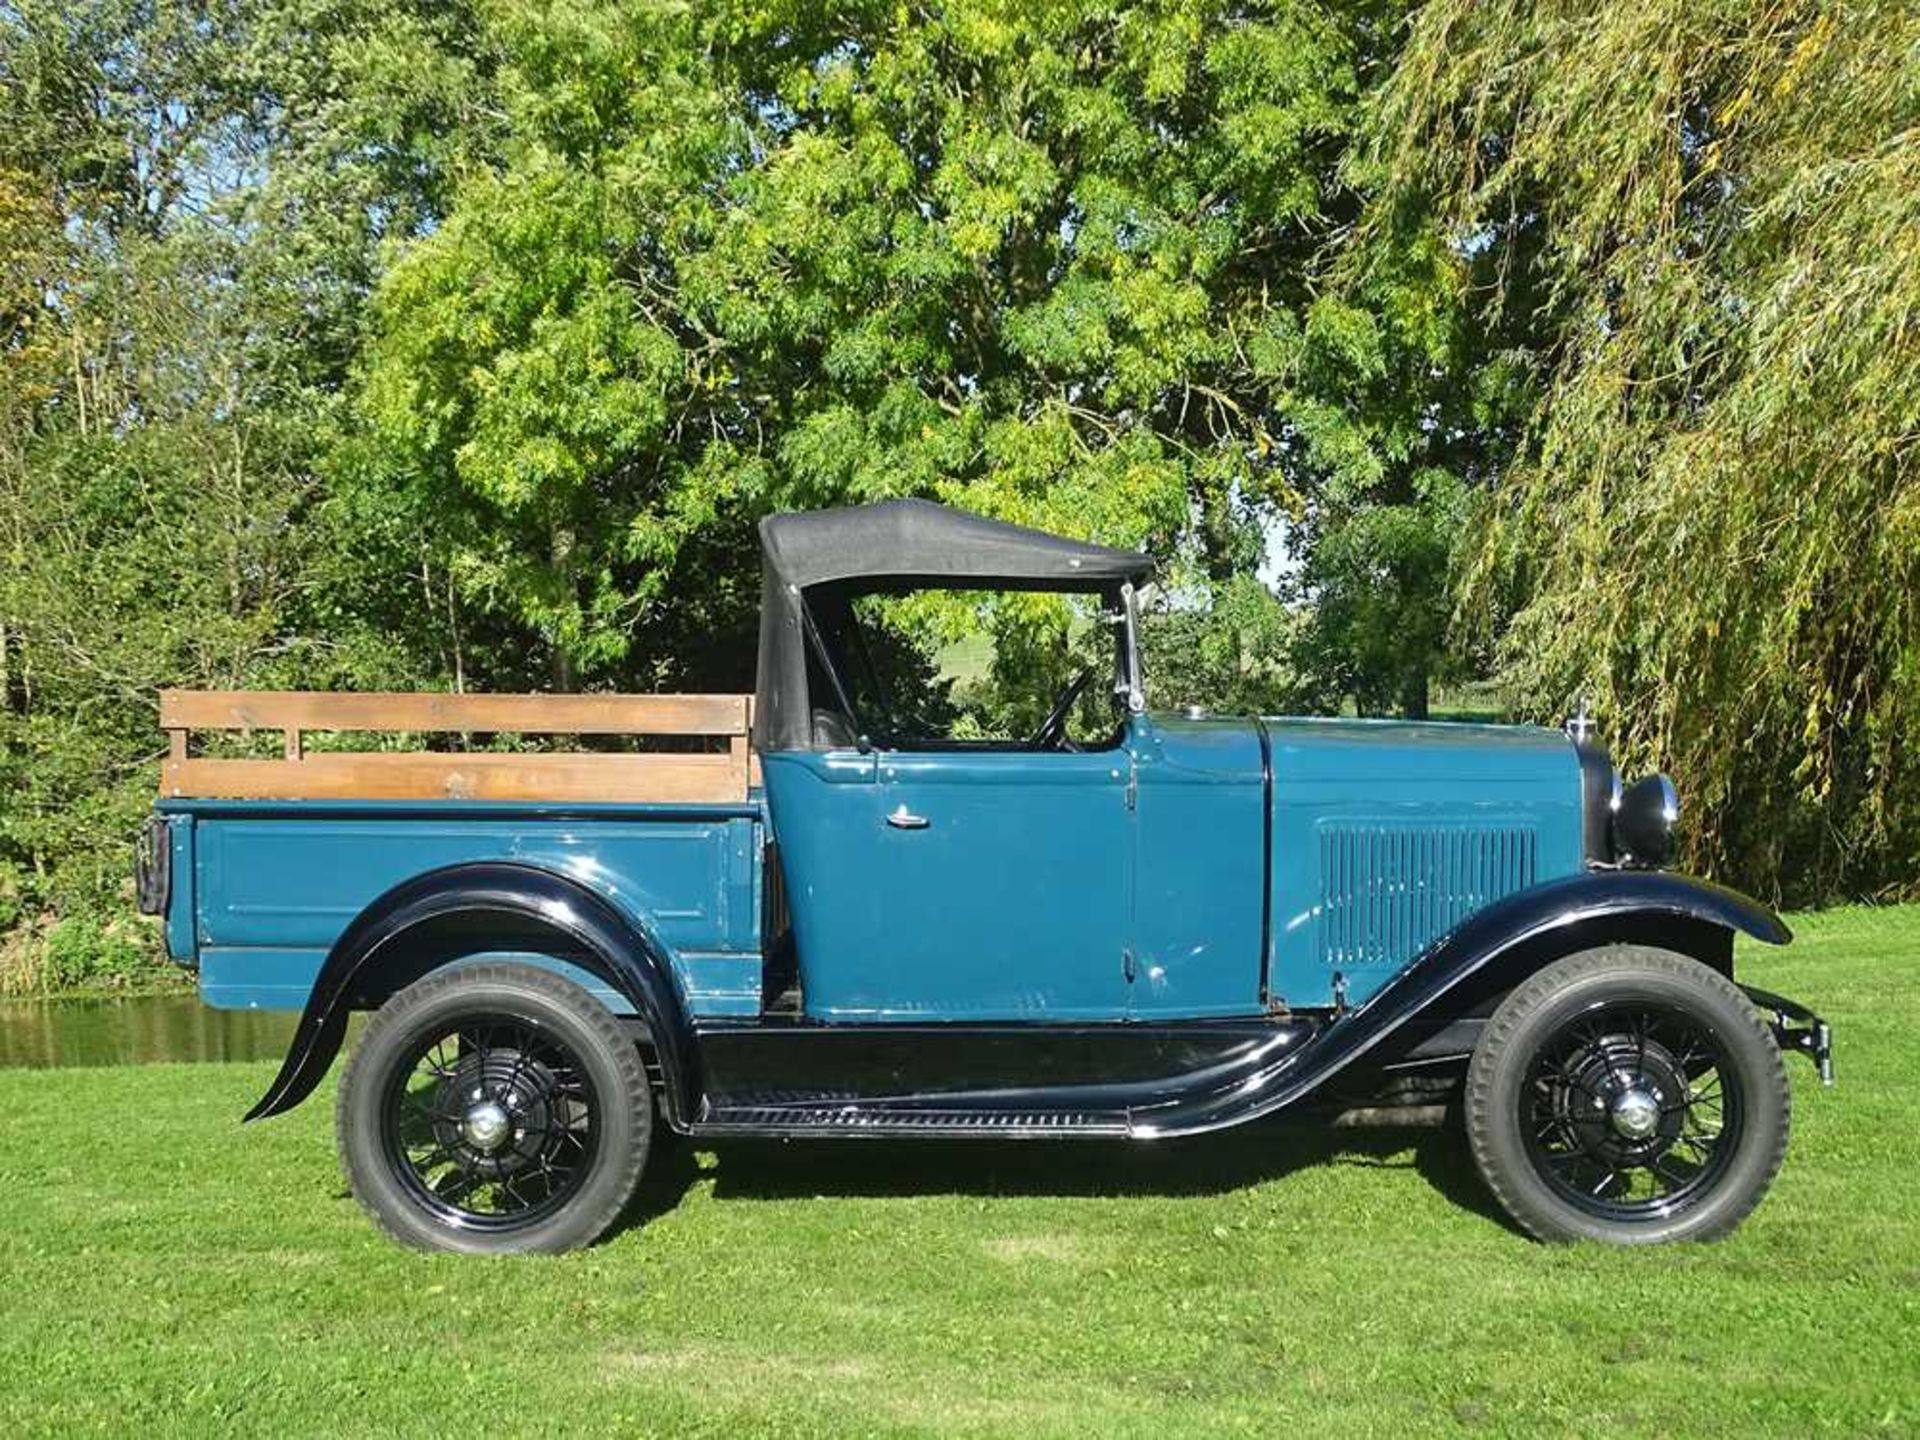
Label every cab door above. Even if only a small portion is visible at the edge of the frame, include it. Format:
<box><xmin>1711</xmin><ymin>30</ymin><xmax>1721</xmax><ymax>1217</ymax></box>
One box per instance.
<box><xmin>763</xmin><ymin>745</ymin><xmax>1133</xmax><ymax>1022</ymax></box>
<box><xmin>1125</xmin><ymin>714</ymin><xmax>1269</xmax><ymax>1019</ymax></box>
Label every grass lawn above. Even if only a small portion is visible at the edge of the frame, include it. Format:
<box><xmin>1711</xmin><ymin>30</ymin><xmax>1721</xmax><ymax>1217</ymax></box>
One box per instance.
<box><xmin>1</xmin><ymin>909</ymin><xmax>1915</xmax><ymax>1438</ymax></box>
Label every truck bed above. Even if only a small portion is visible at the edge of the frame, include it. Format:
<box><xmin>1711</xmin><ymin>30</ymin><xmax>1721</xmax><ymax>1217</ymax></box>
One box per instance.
<box><xmin>148</xmin><ymin>691</ymin><xmax>770</xmax><ymax>1017</ymax></box>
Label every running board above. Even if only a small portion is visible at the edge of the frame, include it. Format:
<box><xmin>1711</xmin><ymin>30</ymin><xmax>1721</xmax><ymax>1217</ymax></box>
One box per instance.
<box><xmin>692</xmin><ymin>1103</ymin><xmax>1134</xmax><ymax>1139</ymax></box>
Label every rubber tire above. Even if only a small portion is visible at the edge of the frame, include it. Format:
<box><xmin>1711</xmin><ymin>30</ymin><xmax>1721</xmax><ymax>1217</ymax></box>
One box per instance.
<box><xmin>1465</xmin><ymin>945</ymin><xmax>1789</xmax><ymax>1244</ymax></box>
<box><xmin>336</xmin><ymin>963</ymin><xmax>652</xmax><ymax>1255</ymax></box>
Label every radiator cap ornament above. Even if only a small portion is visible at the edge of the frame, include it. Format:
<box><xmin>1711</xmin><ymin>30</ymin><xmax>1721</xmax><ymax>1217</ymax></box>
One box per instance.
<box><xmin>1565</xmin><ymin>697</ymin><xmax>1595</xmax><ymax>744</ymax></box>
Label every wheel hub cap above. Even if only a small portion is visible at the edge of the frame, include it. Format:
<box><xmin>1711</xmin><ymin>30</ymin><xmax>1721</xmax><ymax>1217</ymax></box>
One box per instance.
<box><xmin>460</xmin><ymin>1099</ymin><xmax>513</xmax><ymax>1152</ymax></box>
<box><xmin>1522</xmin><ymin>1002</ymin><xmax>1743</xmax><ymax>1220</ymax></box>
<box><xmin>1609</xmin><ymin>1087</ymin><xmax>1661</xmax><ymax>1140</ymax></box>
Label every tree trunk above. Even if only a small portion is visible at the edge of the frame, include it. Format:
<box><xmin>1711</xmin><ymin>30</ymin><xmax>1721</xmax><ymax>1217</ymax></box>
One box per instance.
<box><xmin>1399</xmin><ymin>667</ymin><xmax>1429</xmax><ymax>720</ymax></box>
<box><xmin>550</xmin><ymin>519</ymin><xmax>577</xmax><ymax>693</ymax></box>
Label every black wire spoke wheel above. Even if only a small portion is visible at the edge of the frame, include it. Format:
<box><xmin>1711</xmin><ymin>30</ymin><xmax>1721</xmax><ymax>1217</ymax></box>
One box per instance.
<box><xmin>385</xmin><ymin>1016</ymin><xmax>600</xmax><ymax>1230</ymax></box>
<box><xmin>337</xmin><ymin>964</ymin><xmax>653</xmax><ymax>1254</ymax></box>
<box><xmin>1466</xmin><ymin>945</ymin><xmax>1790</xmax><ymax>1244</ymax></box>
<box><xmin>1522</xmin><ymin>1001</ymin><xmax>1739</xmax><ymax>1220</ymax></box>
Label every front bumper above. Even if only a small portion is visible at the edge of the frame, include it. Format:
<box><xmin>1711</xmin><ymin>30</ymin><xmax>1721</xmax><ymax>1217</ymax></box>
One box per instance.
<box><xmin>1743</xmin><ymin>985</ymin><xmax>1834</xmax><ymax>1086</ymax></box>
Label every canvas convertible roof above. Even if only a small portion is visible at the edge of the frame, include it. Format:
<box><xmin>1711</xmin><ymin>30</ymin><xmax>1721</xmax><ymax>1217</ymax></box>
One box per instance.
<box><xmin>757</xmin><ymin>498</ymin><xmax>1152</xmax><ymax>594</ymax></box>
<box><xmin>753</xmin><ymin>500</ymin><xmax>1153</xmax><ymax>751</ymax></box>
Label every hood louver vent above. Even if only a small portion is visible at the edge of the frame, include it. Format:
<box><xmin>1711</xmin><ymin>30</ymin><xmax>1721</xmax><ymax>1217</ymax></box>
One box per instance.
<box><xmin>1318</xmin><ymin>822</ymin><xmax>1538</xmax><ymax>969</ymax></box>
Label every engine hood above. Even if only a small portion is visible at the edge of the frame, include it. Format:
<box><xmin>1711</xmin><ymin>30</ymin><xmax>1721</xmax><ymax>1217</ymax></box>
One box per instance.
<box><xmin>1136</xmin><ymin>712</ymin><xmax>1582</xmax><ymax>789</ymax></box>
<box><xmin>1261</xmin><ymin>717</ymin><xmax>1587</xmax><ymax>1008</ymax></box>
<box><xmin>1261</xmin><ymin>716</ymin><xmax>1582</xmax><ymax>789</ymax></box>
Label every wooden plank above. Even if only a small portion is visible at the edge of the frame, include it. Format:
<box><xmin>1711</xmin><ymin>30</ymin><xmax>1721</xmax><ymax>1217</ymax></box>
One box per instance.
<box><xmin>159</xmin><ymin>690</ymin><xmax>749</xmax><ymax>737</ymax></box>
<box><xmin>162</xmin><ymin>751</ymin><xmax>747</xmax><ymax>804</ymax></box>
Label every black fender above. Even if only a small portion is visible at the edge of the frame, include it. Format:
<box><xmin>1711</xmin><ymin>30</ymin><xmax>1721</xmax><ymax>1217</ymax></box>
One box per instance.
<box><xmin>1134</xmin><ymin>869</ymin><xmax>1789</xmax><ymax>1136</ymax></box>
<box><xmin>244</xmin><ymin>861</ymin><xmax>700</xmax><ymax>1126</ymax></box>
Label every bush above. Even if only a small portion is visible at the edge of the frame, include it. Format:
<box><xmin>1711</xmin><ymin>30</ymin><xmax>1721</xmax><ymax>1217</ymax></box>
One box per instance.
<box><xmin>34</xmin><ymin>916</ymin><xmax>156</xmax><ymax>994</ymax></box>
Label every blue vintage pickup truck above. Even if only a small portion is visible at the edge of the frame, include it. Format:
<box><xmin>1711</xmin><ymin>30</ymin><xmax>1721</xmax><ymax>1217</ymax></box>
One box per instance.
<box><xmin>138</xmin><ymin>500</ymin><xmax>1831</xmax><ymax>1252</ymax></box>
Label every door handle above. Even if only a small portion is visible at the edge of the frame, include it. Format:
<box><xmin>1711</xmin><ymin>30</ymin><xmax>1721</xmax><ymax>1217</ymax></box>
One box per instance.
<box><xmin>885</xmin><ymin>805</ymin><xmax>930</xmax><ymax>830</ymax></box>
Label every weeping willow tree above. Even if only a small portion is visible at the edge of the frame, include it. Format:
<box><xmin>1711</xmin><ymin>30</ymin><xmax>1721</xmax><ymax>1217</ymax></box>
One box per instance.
<box><xmin>1362</xmin><ymin>0</ymin><xmax>1919</xmax><ymax>902</ymax></box>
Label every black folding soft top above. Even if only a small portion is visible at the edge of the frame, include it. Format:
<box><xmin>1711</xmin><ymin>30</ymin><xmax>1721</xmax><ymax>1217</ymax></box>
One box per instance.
<box><xmin>758</xmin><ymin>498</ymin><xmax>1152</xmax><ymax>592</ymax></box>
<box><xmin>753</xmin><ymin>499</ymin><xmax>1152</xmax><ymax>751</ymax></box>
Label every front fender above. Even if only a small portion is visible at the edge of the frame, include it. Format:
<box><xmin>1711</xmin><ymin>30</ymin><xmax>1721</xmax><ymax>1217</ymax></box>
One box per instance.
<box><xmin>1136</xmin><ymin>870</ymin><xmax>1788</xmax><ymax>1136</ymax></box>
<box><xmin>1419</xmin><ymin>868</ymin><xmax>1791</xmax><ymax>965</ymax></box>
<box><xmin>243</xmin><ymin>861</ymin><xmax>700</xmax><ymax>1126</ymax></box>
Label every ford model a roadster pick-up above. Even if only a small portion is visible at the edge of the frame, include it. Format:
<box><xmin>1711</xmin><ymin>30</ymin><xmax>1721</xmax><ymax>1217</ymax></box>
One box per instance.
<box><xmin>137</xmin><ymin>500</ymin><xmax>1832</xmax><ymax>1253</ymax></box>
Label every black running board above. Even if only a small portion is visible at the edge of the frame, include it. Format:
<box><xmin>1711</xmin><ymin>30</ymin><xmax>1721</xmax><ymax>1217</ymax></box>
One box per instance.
<box><xmin>692</xmin><ymin>1103</ymin><xmax>1134</xmax><ymax>1139</ymax></box>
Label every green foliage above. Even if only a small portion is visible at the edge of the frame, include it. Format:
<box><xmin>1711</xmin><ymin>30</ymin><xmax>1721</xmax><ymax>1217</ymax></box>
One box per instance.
<box><xmin>1289</xmin><ymin>468</ymin><xmax>1467</xmax><ymax>718</ymax></box>
<box><xmin>0</xmin><ymin>0</ymin><xmax>474</xmax><ymax>986</ymax></box>
<box><xmin>1366</xmin><ymin>0</ymin><xmax>1920</xmax><ymax>902</ymax></box>
<box><xmin>0</xmin><ymin>862</ymin><xmax>21</xmax><ymax>936</ymax></box>
<box><xmin>37</xmin><ymin>915</ymin><xmax>151</xmax><ymax>992</ymax></box>
<box><xmin>347</xmin><ymin>0</ymin><xmax>1409</xmax><ymax>708</ymax></box>
<box><xmin>1143</xmin><ymin>574</ymin><xmax>1323</xmax><ymax>716</ymax></box>
<box><xmin>0</xmin><ymin>0</ymin><xmax>1913</xmax><ymax>991</ymax></box>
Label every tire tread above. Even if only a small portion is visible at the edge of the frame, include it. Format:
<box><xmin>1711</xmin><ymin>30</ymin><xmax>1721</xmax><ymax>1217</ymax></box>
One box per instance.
<box><xmin>335</xmin><ymin>962</ymin><xmax>651</xmax><ymax>1254</ymax></box>
<box><xmin>1465</xmin><ymin>944</ymin><xmax>1790</xmax><ymax>1244</ymax></box>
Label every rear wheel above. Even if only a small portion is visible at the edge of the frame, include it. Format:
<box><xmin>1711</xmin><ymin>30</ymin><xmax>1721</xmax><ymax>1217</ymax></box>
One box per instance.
<box><xmin>1466</xmin><ymin>945</ymin><xmax>1789</xmax><ymax>1244</ymax></box>
<box><xmin>337</xmin><ymin>963</ymin><xmax>652</xmax><ymax>1254</ymax></box>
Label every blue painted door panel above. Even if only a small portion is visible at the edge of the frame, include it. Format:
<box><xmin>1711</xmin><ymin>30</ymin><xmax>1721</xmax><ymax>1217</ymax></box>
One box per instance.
<box><xmin>1127</xmin><ymin>716</ymin><xmax>1267</xmax><ymax>1019</ymax></box>
<box><xmin>763</xmin><ymin>747</ymin><xmax>1132</xmax><ymax>1020</ymax></box>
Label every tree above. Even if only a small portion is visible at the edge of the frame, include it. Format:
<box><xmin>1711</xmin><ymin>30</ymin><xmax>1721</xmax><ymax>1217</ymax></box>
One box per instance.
<box><xmin>1366</xmin><ymin>0</ymin><xmax>1919</xmax><ymax>900</ymax></box>
<box><xmin>0</xmin><ymin>0</ymin><xmax>491</xmax><ymax>985</ymax></box>
<box><xmin>349</xmin><ymin>0</ymin><xmax>1426</xmax><ymax>707</ymax></box>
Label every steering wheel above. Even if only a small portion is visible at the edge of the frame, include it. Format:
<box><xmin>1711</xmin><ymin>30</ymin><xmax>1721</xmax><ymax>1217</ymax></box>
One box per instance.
<box><xmin>1029</xmin><ymin>668</ymin><xmax>1095</xmax><ymax>750</ymax></box>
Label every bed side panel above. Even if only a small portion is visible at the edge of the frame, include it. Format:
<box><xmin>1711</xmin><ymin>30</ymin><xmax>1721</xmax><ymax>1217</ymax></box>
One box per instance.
<box><xmin>187</xmin><ymin>807</ymin><xmax>762</xmax><ymax>1015</ymax></box>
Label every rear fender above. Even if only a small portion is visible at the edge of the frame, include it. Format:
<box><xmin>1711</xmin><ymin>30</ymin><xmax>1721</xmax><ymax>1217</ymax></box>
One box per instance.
<box><xmin>243</xmin><ymin>862</ymin><xmax>700</xmax><ymax>1126</ymax></box>
<box><xmin>1140</xmin><ymin>870</ymin><xmax>1789</xmax><ymax>1135</ymax></box>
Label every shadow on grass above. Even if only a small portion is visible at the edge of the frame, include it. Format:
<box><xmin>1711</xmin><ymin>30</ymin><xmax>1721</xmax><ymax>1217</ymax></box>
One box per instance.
<box><xmin>617</xmin><ymin>1117</ymin><xmax>1521</xmax><ymax>1239</ymax></box>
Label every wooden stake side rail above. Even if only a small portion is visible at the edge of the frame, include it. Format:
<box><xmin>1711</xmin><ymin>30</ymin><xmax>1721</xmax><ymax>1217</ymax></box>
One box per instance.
<box><xmin>159</xmin><ymin>690</ymin><xmax>756</xmax><ymax>803</ymax></box>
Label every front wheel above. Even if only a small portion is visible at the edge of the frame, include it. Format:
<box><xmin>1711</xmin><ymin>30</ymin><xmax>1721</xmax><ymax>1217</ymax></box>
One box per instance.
<box><xmin>1466</xmin><ymin>945</ymin><xmax>1790</xmax><ymax>1244</ymax></box>
<box><xmin>336</xmin><ymin>963</ymin><xmax>652</xmax><ymax>1254</ymax></box>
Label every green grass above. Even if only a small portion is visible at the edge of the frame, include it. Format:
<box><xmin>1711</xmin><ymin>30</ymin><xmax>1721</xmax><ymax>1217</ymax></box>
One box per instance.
<box><xmin>2</xmin><ymin>911</ymin><xmax>1916</xmax><ymax>1438</ymax></box>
